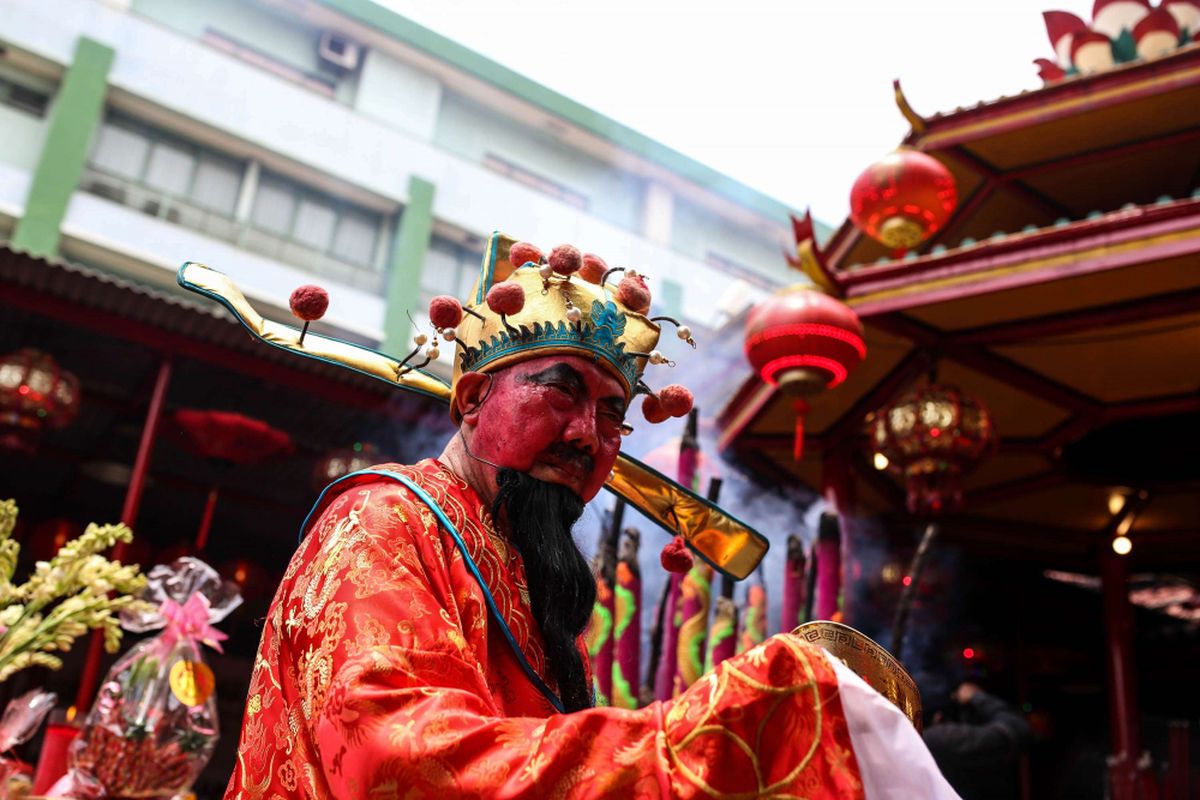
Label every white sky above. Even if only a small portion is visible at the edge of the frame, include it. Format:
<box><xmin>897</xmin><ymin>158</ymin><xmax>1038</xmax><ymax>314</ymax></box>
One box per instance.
<box><xmin>379</xmin><ymin>0</ymin><xmax>1095</xmax><ymax>225</ymax></box>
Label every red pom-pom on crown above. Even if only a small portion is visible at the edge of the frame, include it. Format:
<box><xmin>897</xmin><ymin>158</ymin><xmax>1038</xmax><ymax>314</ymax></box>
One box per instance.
<box><xmin>659</xmin><ymin>385</ymin><xmax>694</xmax><ymax>418</ymax></box>
<box><xmin>429</xmin><ymin>295</ymin><xmax>464</xmax><ymax>329</ymax></box>
<box><xmin>617</xmin><ymin>274</ymin><xmax>651</xmax><ymax>315</ymax></box>
<box><xmin>290</xmin><ymin>285</ymin><xmax>329</xmax><ymax>321</ymax></box>
<box><xmin>660</xmin><ymin>535</ymin><xmax>694</xmax><ymax>574</ymax></box>
<box><xmin>579</xmin><ymin>253</ymin><xmax>607</xmax><ymax>284</ymax></box>
<box><xmin>509</xmin><ymin>242</ymin><xmax>544</xmax><ymax>268</ymax></box>
<box><xmin>549</xmin><ymin>244</ymin><xmax>582</xmax><ymax>276</ymax></box>
<box><xmin>642</xmin><ymin>395</ymin><xmax>669</xmax><ymax>424</ymax></box>
<box><xmin>487</xmin><ymin>282</ymin><xmax>525</xmax><ymax>316</ymax></box>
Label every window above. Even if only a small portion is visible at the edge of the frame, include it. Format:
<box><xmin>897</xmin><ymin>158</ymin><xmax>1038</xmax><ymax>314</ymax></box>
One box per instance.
<box><xmin>191</xmin><ymin>155</ymin><xmax>242</xmax><ymax>211</ymax></box>
<box><xmin>705</xmin><ymin>250</ymin><xmax>777</xmax><ymax>291</ymax></box>
<box><xmin>202</xmin><ymin>29</ymin><xmax>337</xmax><ymax>98</ymax></box>
<box><xmin>483</xmin><ymin>153</ymin><xmax>589</xmax><ymax>210</ymax></box>
<box><xmin>422</xmin><ymin>237</ymin><xmax>484</xmax><ymax>300</ymax></box>
<box><xmin>659</xmin><ymin>279</ymin><xmax>684</xmax><ymax>321</ymax></box>
<box><xmin>0</xmin><ymin>76</ymin><xmax>50</xmax><ymax>117</ymax></box>
<box><xmin>88</xmin><ymin>116</ymin><xmax>243</xmax><ymax>218</ymax></box>
<box><xmin>249</xmin><ymin>171</ymin><xmax>383</xmax><ymax>269</ymax></box>
<box><xmin>83</xmin><ymin>112</ymin><xmax>389</xmax><ymax>292</ymax></box>
<box><xmin>91</xmin><ymin>123</ymin><xmax>150</xmax><ymax>181</ymax></box>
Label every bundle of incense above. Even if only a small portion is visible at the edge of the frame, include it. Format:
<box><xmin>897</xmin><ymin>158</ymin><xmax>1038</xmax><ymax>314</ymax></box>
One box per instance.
<box><xmin>704</xmin><ymin>595</ymin><xmax>738</xmax><ymax>672</ymax></box>
<box><xmin>674</xmin><ymin>563</ymin><xmax>712</xmax><ymax>693</ymax></box>
<box><xmin>738</xmin><ymin>581</ymin><xmax>768</xmax><ymax>654</ymax></box>
<box><xmin>781</xmin><ymin>534</ymin><xmax>808</xmax><ymax>632</ymax></box>
<box><xmin>611</xmin><ymin>545</ymin><xmax>642</xmax><ymax>709</ymax></box>
<box><xmin>585</xmin><ymin>579</ymin><xmax>615</xmax><ymax>706</ymax></box>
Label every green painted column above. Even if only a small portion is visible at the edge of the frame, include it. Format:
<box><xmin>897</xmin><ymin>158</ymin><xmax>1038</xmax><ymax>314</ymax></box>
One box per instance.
<box><xmin>382</xmin><ymin>175</ymin><xmax>436</xmax><ymax>354</ymax></box>
<box><xmin>12</xmin><ymin>37</ymin><xmax>115</xmax><ymax>257</ymax></box>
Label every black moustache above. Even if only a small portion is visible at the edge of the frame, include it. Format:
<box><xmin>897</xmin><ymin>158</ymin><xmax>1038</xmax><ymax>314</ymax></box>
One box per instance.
<box><xmin>544</xmin><ymin>443</ymin><xmax>594</xmax><ymax>476</ymax></box>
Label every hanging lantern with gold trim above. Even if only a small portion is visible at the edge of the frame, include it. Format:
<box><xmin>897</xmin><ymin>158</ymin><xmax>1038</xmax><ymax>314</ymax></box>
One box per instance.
<box><xmin>869</xmin><ymin>383</ymin><xmax>995</xmax><ymax>514</ymax></box>
<box><xmin>313</xmin><ymin>443</ymin><xmax>381</xmax><ymax>490</ymax></box>
<box><xmin>0</xmin><ymin>349</ymin><xmax>81</xmax><ymax>454</ymax></box>
<box><xmin>850</xmin><ymin>148</ymin><xmax>957</xmax><ymax>250</ymax></box>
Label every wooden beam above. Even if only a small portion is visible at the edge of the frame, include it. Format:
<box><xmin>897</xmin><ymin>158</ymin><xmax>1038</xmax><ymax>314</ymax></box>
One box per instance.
<box><xmin>964</xmin><ymin>469</ymin><xmax>1070</xmax><ymax>506</ymax></box>
<box><xmin>733</xmin><ymin>432</ymin><xmax>826</xmax><ymax>452</ymax></box>
<box><xmin>743</xmin><ymin>430</ymin><xmax>1048</xmax><ymax>458</ymax></box>
<box><xmin>1107</xmin><ymin>392</ymin><xmax>1200</xmax><ymax>422</ymax></box>
<box><xmin>841</xmin><ymin>197</ymin><xmax>1200</xmax><ymax>306</ymax></box>
<box><xmin>999</xmin><ymin>437</ymin><xmax>1051</xmax><ymax>456</ymax></box>
<box><xmin>825</xmin><ymin>349</ymin><xmax>932</xmax><ymax>441</ymax></box>
<box><xmin>868</xmin><ymin>313</ymin><xmax>1103</xmax><ymax>415</ymax></box>
<box><xmin>1010</xmin><ymin>125</ymin><xmax>1200</xmax><ymax>181</ymax></box>
<box><xmin>955</xmin><ymin>287</ymin><xmax>1200</xmax><ymax>345</ymax></box>
<box><xmin>933</xmin><ymin>513</ymin><xmax>1094</xmax><ymax>555</ymax></box>
<box><xmin>924</xmin><ymin>179</ymin><xmax>998</xmax><ymax>250</ymax></box>
<box><xmin>946</xmin><ymin>146</ymin><xmax>1072</xmax><ymax>220</ymax></box>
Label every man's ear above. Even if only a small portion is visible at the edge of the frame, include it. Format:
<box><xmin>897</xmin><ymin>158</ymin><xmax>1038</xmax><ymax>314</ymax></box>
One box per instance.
<box><xmin>455</xmin><ymin>371</ymin><xmax>492</xmax><ymax>425</ymax></box>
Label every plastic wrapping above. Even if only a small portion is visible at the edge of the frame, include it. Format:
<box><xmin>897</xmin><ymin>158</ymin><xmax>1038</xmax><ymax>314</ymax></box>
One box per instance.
<box><xmin>0</xmin><ymin>690</ymin><xmax>56</xmax><ymax>798</ymax></box>
<box><xmin>52</xmin><ymin>559</ymin><xmax>240</xmax><ymax>799</ymax></box>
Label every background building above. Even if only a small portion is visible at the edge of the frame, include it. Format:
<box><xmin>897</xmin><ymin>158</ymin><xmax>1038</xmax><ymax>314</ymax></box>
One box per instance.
<box><xmin>1</xmin><ymin>1</ymin><xmax>826</xmax><ymax>793</ymax></box>
<box><xmin>2</xmin><ymin>0</ymin><xmax>822</xmax><ymax>363</ymax></box>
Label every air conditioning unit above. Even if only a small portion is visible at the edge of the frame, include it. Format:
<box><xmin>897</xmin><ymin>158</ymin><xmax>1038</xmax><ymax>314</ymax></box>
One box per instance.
<box><xmin>318</xmin><ymin>32</ymin><xmax>362</xmax><ymax>71</ymax></box>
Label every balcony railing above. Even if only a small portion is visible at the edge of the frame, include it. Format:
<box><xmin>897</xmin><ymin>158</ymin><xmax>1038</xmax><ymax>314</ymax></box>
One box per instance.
<box><xmin>79</xmin><ymin>167</ymin><xmax>386</xmax><ymax>294</ymax></box>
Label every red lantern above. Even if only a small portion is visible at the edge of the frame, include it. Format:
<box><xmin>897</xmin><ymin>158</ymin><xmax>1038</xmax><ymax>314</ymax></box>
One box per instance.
<box><xmin>172</xmin><ymin>410</ymin><xmax>293</xmax><ymax>552</ymax></box>
<box><xmin>313</xmin><ymin>443</ymin><xmax>381</xmax><ymax>491</ymax></box>
<box><xmin>869</xmin><ymin>383</ymin><xmax>995</xmax><ymax>514</ymax></box>
<box><xmin>0</xmin><ymin>349</ymin><xmax>80</xmax><ymax>454</ymax></box>
<box><xmin>173</xmin><ymin>410</ymin><xmax>293</xmax><ymax>465</ymax></box>
<box><xmin>744</xmin><ymin>287</ymin><xmax>866</xmax><ymax>459</ymax></box>
<box><xmin>850</xmin><ymin>148</ymin><xmax>957</xmax><ymax>250</ymax></box>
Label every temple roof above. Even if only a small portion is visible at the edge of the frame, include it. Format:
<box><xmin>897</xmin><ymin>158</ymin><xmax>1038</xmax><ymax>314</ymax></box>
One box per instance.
<box><xmin>718</xmin><ymin>43</ymin><xmax>1200</xmax><ymax>567</ymax></box>
<box><xmin>825</xmin><ymin>44</ymin><xmax>1200</xmax><ymax>273</ymax></box>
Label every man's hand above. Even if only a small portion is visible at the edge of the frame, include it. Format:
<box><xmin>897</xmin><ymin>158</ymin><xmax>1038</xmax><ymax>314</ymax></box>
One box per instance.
<box><xmin>954</xmin><ymin>682</ymin><xmax>981</xmax><ymax>704</ymax></box>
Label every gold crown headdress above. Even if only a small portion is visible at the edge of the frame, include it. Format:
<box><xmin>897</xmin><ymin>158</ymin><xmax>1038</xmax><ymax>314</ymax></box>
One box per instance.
<box><xmin>177</xmin><ymin>232</ymin><xmax>768</xmax><ymax>579</ymax></box>
<box><xmin>416</xmin><ymin>234</ymin><xmax>697</xmax><ymax>424</ymax></box>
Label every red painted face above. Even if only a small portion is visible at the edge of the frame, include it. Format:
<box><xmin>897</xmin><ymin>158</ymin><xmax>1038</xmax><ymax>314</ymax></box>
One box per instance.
<box><xmin>459</xmin><ymin>355</ymin><xmax>627</xmax><ymax>501</ymax></box>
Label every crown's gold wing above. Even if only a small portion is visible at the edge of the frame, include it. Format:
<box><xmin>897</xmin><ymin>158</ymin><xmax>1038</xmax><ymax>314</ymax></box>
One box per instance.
<box><xmin>178</xmin><ymin>261</ymin><xmax>769</xmax><ymax>579</ymax></box>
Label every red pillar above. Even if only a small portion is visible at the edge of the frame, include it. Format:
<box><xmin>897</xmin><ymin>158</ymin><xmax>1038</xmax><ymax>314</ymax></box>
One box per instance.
<box><xmin>820</xmin><ymin>449</ymin><xmax>855</xmax><ymax>623</ymax></box>
<box><xmin>74</xmin><ymin>357</ymin><xmax>173</xmax><ymax>711</ymax></box>
<box><xmin>1101</xmin><ymin>544</ymin><xmax>1142</xmax><ymax>800</ymax></box>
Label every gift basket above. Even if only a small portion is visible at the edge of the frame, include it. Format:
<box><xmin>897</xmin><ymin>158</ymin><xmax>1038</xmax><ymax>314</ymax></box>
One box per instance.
<box><xmin>52</xmin><ymin>558</ymin><xmax>241</xmax><ymax>799</ymax></box>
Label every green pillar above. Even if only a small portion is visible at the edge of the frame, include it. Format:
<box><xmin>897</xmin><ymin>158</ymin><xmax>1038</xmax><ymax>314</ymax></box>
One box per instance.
<box><xmin>12</xmin><ymin>37</ymin><xmax>115</xmax><ymax>257</ymax></box>
<box><xmin>382</xmin><ymin>175</ymin><xmax>436</xmax><ymax>354</ymax></box>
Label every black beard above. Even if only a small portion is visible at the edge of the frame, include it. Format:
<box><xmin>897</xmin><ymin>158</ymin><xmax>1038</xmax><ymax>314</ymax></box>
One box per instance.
<box><xmin>492</xmin><ymin>467</ymin><xmax>595</xmax><ymax>713</ymax></box>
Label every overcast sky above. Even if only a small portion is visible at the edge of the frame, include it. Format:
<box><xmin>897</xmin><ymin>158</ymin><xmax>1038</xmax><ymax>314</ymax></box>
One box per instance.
<box><xmin>379</xmin><ymin>0</ymin><xmax>1095</xmax><ymax>225</ymax></box>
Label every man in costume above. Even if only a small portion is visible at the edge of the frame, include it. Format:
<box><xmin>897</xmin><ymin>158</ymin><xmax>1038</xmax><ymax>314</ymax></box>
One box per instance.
<box><xmin>219</xmin><ymin>236</ymin><xmax>958</xmax><ymax>799</ymax></box>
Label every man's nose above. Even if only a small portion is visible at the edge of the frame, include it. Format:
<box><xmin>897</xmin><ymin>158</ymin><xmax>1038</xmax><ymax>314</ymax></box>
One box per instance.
<box><xmin>563</xmin><ymin>410</ymin><xmax>600</xmax><ymax>455</ymax></box>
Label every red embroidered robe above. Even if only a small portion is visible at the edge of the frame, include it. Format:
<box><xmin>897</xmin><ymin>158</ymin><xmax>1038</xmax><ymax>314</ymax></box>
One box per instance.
<box><xmin>225</xmin><ymin>459</ymin><xmax>863</xmax><ymax>798</ymax></box>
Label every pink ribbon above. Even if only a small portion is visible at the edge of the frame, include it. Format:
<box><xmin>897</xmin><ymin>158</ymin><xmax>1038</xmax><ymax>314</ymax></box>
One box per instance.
<box><xmin>159</xmin><ymin>594</ymin><xmax>227</xmax><ymax>654</ymax></box>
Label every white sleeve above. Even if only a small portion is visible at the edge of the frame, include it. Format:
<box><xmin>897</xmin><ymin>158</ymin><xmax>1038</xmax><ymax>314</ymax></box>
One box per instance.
<box><xmin>824</xmin><ymin>652</ymin><xmax>962</xmax><ymax>800</ymax></box>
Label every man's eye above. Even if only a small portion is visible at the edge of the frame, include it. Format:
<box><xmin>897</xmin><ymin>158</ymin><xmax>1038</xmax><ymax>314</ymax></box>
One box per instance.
<box><xmin>600</xmin><ymin>410</ymin><xmax>625</xmax><ymax>426</ymax></box>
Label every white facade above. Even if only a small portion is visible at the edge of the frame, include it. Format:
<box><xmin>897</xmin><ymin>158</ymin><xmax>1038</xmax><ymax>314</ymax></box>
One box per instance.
<box><xmin>0</xmin><ymin>0</ymin><xmax>811</xmax><ymax>351</ymax></box>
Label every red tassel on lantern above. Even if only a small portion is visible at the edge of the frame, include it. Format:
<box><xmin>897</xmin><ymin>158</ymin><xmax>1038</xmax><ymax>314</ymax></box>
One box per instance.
<box><xmin>793</xmin><ymin>398</ymin><xmax>810</xmax><ymax>460</ymax></box>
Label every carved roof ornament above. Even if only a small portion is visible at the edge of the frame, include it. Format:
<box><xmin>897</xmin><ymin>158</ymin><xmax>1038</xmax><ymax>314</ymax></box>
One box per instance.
<box><xmin>1037</xmin><ymin>0</ymin><xmax>1200</xmax><ymax>83</ymax></box>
